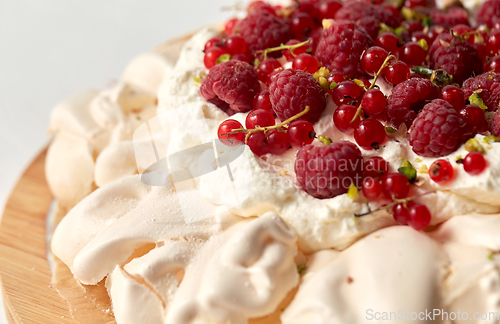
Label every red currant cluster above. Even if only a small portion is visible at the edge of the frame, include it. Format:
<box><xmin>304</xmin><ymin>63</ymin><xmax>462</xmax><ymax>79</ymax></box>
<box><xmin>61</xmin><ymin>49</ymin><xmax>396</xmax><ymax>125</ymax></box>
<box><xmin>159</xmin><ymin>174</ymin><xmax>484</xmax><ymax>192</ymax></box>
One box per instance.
<box><xmin>217</xmin><ymin>107</ymin><xmax>316</xmax><ymax>156</ymax></box>
<box><xmin>428</xmin><ymin>151</ymin><xmax>488</xmax><ymax>185</ymax></box>
<box><xmin>360</xmin><ymin>156</ymin><xmax>432</xmax><ymax>230</ymax></box>
<box><xmin>204</xmin><ymin>35</ymin><xmax>252</xmax><ymax>69</ymax></box>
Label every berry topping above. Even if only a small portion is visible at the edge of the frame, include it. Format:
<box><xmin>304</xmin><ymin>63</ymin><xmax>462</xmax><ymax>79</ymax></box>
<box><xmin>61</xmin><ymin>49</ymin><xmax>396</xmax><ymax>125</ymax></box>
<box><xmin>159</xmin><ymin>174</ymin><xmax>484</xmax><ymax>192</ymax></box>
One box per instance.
<box><xmin>407</xmin><ymin>204</ymin><xmax>432</xmax><ymax>230</ymax></box>
<box><xmin>399</xmin><ymin>42</ymin><xmax>427</xmax><ymax>67</ymax></box>
<box><xmin>292</xmin><ymin>53</ymin><xmax>319</xmax><ymax>74</ymax></box>
<box><xmin>387</xmin><ymin>77</ymin><xmax>440</xmax><ymax>128</ymax></box>
<box><xmin>283</xmin><ymin>39</ymin><xmax>309</xmax><ymax>61</ymax></box>
<box><xmin>462</xmin><ymin>72</ymin><xmax>500</xmax><ymax>112</ymax></box>
<box><xmin>460</xmin><ymin>105</ymin><xmax>487</xmax><ymax>135</ymax></box>
<box><xmin>463</xmin><ymin>152</ymin><xmax>487</xmax><ymax>175</ymax></box>
<box><xmin>218</xmin><ymin>120</ymin><xmax>245</xmax><ymax>146</ymax></box>
<box><xmin>253</xmin><ymin>89</ymin><xmax>273</xmax><ymax>111</ymax></box>
<box><xmin>287</xmin><ymin>120</ymin><xmax>316</xmax><ymax>147</ymax></box>
<box><xmin>257</xmin><ymin>58</ymin><xmax>282</xmax><ymax>83</ymax></box>
<box><xmin>429</xmin><ymin>159</ymin><xmax>454</xmax><ymax>183</ymax></box>
<box><xmin>392</xmin><ymin>201</ymin><xmax>414</xmax><ymax>225</ymax></box>
<box><xmin>490</xmin><ymin>109</ymin><xmax>500</xmax><ymax>137</ymax></box>
<box><xmin>361</xmin><ymin>89</ymin><xmax>387</xmax><ymax>117</ymax></box>
<box><xmin>382</xmin><ymin>172</ymin><xmax>410</xmax><ymax>200</ymax></box>
<box><xmin>333</xmin><ymin>1</ymin><xmax>401</xmax><ymax>39</ymax></box>
<box><xmin>354</xmin><ymin>119</ymin><xmax>386</xmax><ymax>150</ymax></box>
<box><xmin>200</xmin><ymin>60</ymin><xmax>260</xmax><ymax>113</ymax></box>
<box><xmin>204</xmin><ymin>47</ymin><xmax>227</xmax><ymax>69</ymax></box>
<box><xmin>383</xmin><ymin>60</ymin><xmax>411</xmax><ymax>85</ymax></box>
<box><xmin>315</xmin><ymin>20</ymin><xmax>374</xmax><ymax>79</ymax></box>
<box><xmin>375</xmin><ymin>32</ymin><xmax>403</xmax><ymax>56</ymax></box>
<box><xmin>295</xmin><ymin>141</ymin><xmax>364</xmax><ymax>199</ymax></box>
<box><xmin>439</xmin><ymin>85</ymin><xmax>465</xmax><ymax>110</ymax></box>
<box><xmin>409</xmin><ymin>99</ymin><xmax>469</xmax><ymax>157</ymax></box>
<box><xmin>266</xmin><ymin>129</ymin><xmax>291</xmax><ymax>155</ymax></box>
<box><xmin>333</xmin><ymin>104</ymin><xmax>361</xmax><ymax>134</ymax></box>
<box><xmin>247</xmin><ymin>131</ymin><xmax>268</xmax><ymax>156</ymax></box>
<box><xmin>364</xmin><ymin>156</ymin><xmax>390</xmax><ymax>180</ymax></box>
<box><xmin>234</xmin><ymin>11</ymin><xmax>291</xmax><ymax>53</ymax></box>
<box><xmin>331</xmin><ymin>80</ymin><xmax>364</xmax><ymax>106</ymax></box>
<box><xmin>429</xmin><ymin>7</ymin><xmax>469</xmax><ymax>29</ymax></box>
<box><xmin>476</xmin><ymin>0</ymin><xmax>500</xmax><ymax>28</ymax></box>
<box><xmin>269</xmin><ymin>69</ymin><xmax>326</xmax><ymax>123</ymax></box>
<box><xmin>245</xmin><ymin>109</ymin><xmax>275</xmax><ymax>129</ymax></box>
<box><xmin>362</xmin><ymin>177</ymin><xmax>383</xmax><ymax>200</ymax></box>
<box><xmin>429</xmin><ymin>33</ymin><xmax>483</xmax><ymax>85</ymax></box>
<box><xmin>360</xmin><ymin>46</ymin><xmax>389</xmax><ymax>76</ymax></box>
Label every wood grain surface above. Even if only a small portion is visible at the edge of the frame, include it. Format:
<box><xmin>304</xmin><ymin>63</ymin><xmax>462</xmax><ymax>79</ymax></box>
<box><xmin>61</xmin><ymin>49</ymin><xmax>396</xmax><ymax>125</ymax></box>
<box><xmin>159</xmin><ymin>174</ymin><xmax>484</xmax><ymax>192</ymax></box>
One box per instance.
<box><xmin>0</xmin><ymin>29</ymin><xmax>201</xmax><ymax>324</ymax></box>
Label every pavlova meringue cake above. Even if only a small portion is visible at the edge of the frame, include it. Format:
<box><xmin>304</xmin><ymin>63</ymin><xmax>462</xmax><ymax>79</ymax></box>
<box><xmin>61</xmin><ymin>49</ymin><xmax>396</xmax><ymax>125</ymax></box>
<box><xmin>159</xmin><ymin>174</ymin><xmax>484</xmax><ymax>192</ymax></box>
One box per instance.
<box><xmin>45</xmin><ymin>0</ymin><xmax>500</xmax><ymax>323</ymax></box>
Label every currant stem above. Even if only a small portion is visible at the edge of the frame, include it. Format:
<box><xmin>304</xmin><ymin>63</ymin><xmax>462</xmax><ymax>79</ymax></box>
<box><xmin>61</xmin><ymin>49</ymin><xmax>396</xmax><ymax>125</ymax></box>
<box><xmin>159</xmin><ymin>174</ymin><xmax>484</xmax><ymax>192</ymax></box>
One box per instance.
<box><xmin>350</xmin><ymin>54</ymin><xmax>397</xmax><ymax>123</ymax></box>
<box><xmin>261</xmin><ymin>39</ymin><xmax>311</xmax><ymax>60</ymax></box>
<box><xmin>354</xmin><ymin>191</ymin><xmax>436</xmax><ymax>217</ymax></box>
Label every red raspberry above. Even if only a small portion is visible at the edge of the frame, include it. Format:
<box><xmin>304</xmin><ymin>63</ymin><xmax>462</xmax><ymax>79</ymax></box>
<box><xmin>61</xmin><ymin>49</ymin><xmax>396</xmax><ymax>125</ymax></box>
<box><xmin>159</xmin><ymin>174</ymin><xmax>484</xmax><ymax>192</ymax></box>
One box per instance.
<box><xmin>334</xmin><ymin>1</ymin><xmax>401</xmax><ymax>39</ymax></box>
<box><xmin>295</xmin><ymin>141</ymin><xmax>364</xmax><ymax>199</ymax></box>
<box><xmin>269</xmin><ymin>69</ymin><xmax>326</xmax><ymax>123</ymax></box>
<box><xmin>234</xmin><ymin>11</ymin><xmax>291</xmax><ymax>52</ymax></box>
<box><xmin>490</xmin><ymin>109</ymin><xmax>500</xmax><ymax>136</ymax></box>
<box><xmin>477</xmin><ymin>0</ymin><xmax>500</xmax><ymax>28</ymax></box>
<box><xmin>409</xmin><ymin>99</ymin><xmax>469</xmax><ymax>157</ymax></box>
<box><xmin>429</xmin><ymin>33</ymin><xmax>483</xmax><ymax>85</ymax></box>
<box><xmin>200</xmin><ymin>60</ymin><xmax>260</xmax><ymax>113</ymax></box>
<box><xmin>462</xmin><ymin>72</ymin><xmax>500</xmax><ymax>112</ymax></box>
<box><xmin>387</xmin><ymin>77</ymin><xmax>440</xmax><ymax>128</ymax></box>
<box><xmin>429</xmin><ymin>7</ymin><xmax>469</xmax><ymax>29</ymax></box>
<box><xmin>315</xmin><ymin>20</ymin><xmax>374</xmax><ymax>79</ymax></box>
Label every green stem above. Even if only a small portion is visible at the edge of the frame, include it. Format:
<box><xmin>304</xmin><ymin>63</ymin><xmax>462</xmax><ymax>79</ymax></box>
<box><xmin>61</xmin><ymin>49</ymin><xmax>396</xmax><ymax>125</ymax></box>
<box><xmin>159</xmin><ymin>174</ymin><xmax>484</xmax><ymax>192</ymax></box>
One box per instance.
<box><xmin>261</xmin><ymin>39</ymin><xmax>311</xmax><ymax>60</ymax></box>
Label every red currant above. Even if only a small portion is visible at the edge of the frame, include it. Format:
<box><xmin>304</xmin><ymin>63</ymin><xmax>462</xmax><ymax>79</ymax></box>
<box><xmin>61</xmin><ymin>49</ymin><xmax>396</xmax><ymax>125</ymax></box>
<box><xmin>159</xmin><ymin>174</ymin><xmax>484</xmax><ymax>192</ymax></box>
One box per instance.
<box><xmin>402</xmin><ymin>20</ymin><xmax>423</xmax><ymax>35</ymax></box>
<box><xmin>224</xmin><ymin>36</ymin><xmax>247</xmax><ymax>55</ymax></box>
<box><xmin>486</xmin><ymin>29</ymin><xmax>500</xmax><ymax>57</ymax></box>
<box><xmin>204</xmin><ymin>37</ymin><xmax>222</xmax><ymax>51</ymax></box>
<box><xmin>354</xmin><ymin>119</ymin><xmax>386</xmax><ymax>150</ymax></box>
<box><xmin>382</xmin><ymin>173</ymin><xmax>410</xmax><ymax>199</ymax></box>
<box><xmin>327</xmin><ymin>71</ymin><xmax>348</xmax><ymax>84</ymax></box>
<box><xmin>232</xmin><ymin>51</ymin><xmax>253</xmax><ymax>63</ymax></box>
<box><xmin>245</xmin><ymin>109</ymin><xmax>275</xmax><ymax>129</ymax></box>
<box><xmin>485</xmin><ymin>55</ymin><xmax>500</xmax><ymax>73</ymax></box>
<box><xmin>375</xmin><ymin>32</ymin><xmax>402</xmax><ymax>56</ymax></box>
<box><xmin>360</xmin><ymin>46</ymin><xmax>389</xmax><ymax>76</ymax></box>
<box><xmin>267</xmin><ymin>129</ymin><xmax>290</xmax><ymax>155</ymax></box>
<box><xmin>407</xmin><ymin>204</ymin><xmax>432</xmax><ymax>230</ymax></box>
<box><xmin>411</xmin><ymin>31</ymin><xmax>430</xmax><ymax>44</ymax></box>
<box><xmin>290</xmin><ymin>12</ymin><xmax>315</xmax><ymax>40</ymax></box>
<box><xmin>333</xmin><ymin>104</ymin><xmax>361</xmax><ymax>134</ymax></box>
<box><xmin>204</xmin><ymin>47</ymin><xmax>226</xmax><ymax>69</ymax></box>
<box><xmin>318</xmin><ymin>0</ymin><xmax>342</xmax><ymax>20</ymax></box>
<box><xmin>362</xmin><ymin>178</ymin><xmax>383</xmax><ymax>200</ymax></box>
<box><xmin>383</xmin><ymin>61</ymin><xmax>411</xmax><ymax>85</ymax></box>
<box><xmin>399</xmin><ymin>42</ymin><xmax>426</xmax><ymax>66</ymax></box>
<box><xmin>257</xmin><ymin>58</ymin><xmax>282</xmax><ymax>83</ymax></box>
<box><xmin>463</xmin><ymin>152</ymin><xmax>487</xmax><ymax>175</ymax></box>
<box><xmin>287</xmin><ymin>120</ymin><xmax>316</xmax><ymax>147</ymax></box>
<box><xmin>283</xmin><ymin>39</ymin><xmax>309</xmax><ymax>61</ymax></box>
<box><xmin>452</xmin><ymin>24</ymin><xmax>474</xmax><ymax>44</ymax></box>
<box><xmin>460</xmin><ymin>105</ymin><xmax>487</xmax><ymax>135</ymax></box>
<box><xmin>218</xmin><ymin>120</ymin><xmax>245</xmax><ymax>146</ymax></box>
<box><xmin>361</xmin><ymin>89</ymin><xmax>387</xmax><ymax>116</ymax></box>
<box><xmin>392</xmin><ymin>201</ymin><xmax>415</xmax><ymax>225</ymax></box>
<box><xmin>439</xmin><ymin>85</ymin><xmax>465</xmax><ymax>110</ymax></box>
<box><xmin>429</xmin><ymin>159</ymin><xmax>454</xmax><ymax>183</ymax></box>
<box><xmin>247</xmin><ymin>131</ymin><xmax>268</xmax><ymax>156</ymax></box>
<box><xmin>225</xmin><ymin>18</ymin><xmax>239</xmax><ymax>34</ymax></box>
<box><xmin>364</xmin><ymin>156</ymin><xmax>390</xmax><ymax>180</ymax></box>
<box><xmin>331</xmin><ymin>81</ymin><xmax>364</xmax><ymax>106</ymax></box>
<box><xmin>292</xmin><ymin>53</ymin><xmax>319</xmax><ymax>73</ymax></box>
<box><xmin>253</xmin><ymin>89</ymin><xmax>273</xmax><ymax>111</ymax></box>
<box><xmin>427</xmin><ymin>25</ymin><xmax>445</xmax><ymax>44</ymax></box>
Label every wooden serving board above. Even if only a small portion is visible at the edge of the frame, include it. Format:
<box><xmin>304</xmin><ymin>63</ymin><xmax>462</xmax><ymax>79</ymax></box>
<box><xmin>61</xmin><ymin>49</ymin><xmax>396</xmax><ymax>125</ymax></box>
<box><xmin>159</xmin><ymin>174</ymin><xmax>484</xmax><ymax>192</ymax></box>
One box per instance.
<box><xmin>0</xmin><ymin>27</ymin><xmax>206</xmax><ymax>323</ymax></box>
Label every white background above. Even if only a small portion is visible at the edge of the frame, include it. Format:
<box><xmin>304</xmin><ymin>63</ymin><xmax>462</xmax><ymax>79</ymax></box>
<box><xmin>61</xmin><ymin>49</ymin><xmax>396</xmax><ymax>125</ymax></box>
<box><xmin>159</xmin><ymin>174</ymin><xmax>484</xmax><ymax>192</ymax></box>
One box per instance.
<box><xmin>0</xmin><ymin>0</ymin><xmax>243</xmax><ymax>322</ymax></box>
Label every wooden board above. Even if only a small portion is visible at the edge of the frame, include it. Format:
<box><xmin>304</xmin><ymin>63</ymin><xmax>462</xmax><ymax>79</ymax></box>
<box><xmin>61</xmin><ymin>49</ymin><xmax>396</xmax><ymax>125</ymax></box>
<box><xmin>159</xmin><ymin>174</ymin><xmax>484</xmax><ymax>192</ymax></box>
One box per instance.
<box><xmin>0</xmin><ymin>28</ymin><xmax>204</xmax><ymax>323</ymax></box>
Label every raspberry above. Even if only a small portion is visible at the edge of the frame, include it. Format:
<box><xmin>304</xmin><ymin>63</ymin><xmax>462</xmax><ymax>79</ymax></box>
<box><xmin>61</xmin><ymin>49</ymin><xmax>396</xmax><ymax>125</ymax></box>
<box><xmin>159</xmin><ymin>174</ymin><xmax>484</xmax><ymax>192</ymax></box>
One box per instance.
<box><xmin>429</xmin><ymin>33</ymin><xmax>483</xmax><ymax>85</ymax></box>
<box><xmin>315</xmin><ymin>20</ymin><xmax>374</xmax><ymax>79</ymax></box>
<box><xmin>477</xmin><ymin>0</ymin><xmax>500</xmax><ymax>28</ymax></box>
<box><xmin>429</xmin><ymin>7</ymin><xmax>469</xmax><ymax>29</ymax></box>
<box><xmin>333</xmin><ymin>1</ymin><xmax>401</xmax><ymax>39</ymax></box>
<box><xmin>269</xmin><ymin>69</ymin><xmax>326</xmax><ymax>123</ymax></box>
<box><xmin>234</xmin><ymin>11</ymin><xmax>291</xmax><ymax>52</ymax></box>
<box><xmin>490</xmin><ymin>109</ymin><xmax>500</xmax><ymax>136</ymax></box>
<box><xmin>295</xmin><ymin>141</ymin><xmax>364</xmax><ymax>199</ymax></box>
<box><xmin>409</xmin><ymin>99</ymin><xmax>469</xmax><ymax>157</ymax></box>
<box><xmin>387</xmin><ymin>77</ymin><xmax>440</xmax><ymax>128</ymax></box>
<box><xmin>462</xmin><ymin>72</ymin><xmax>500</xmax><ymax>111</ymax></box>
<box><xmin>200</xmin><ymin>60</ymin><xmax>260</xmax><ymax>113</ymax></box>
